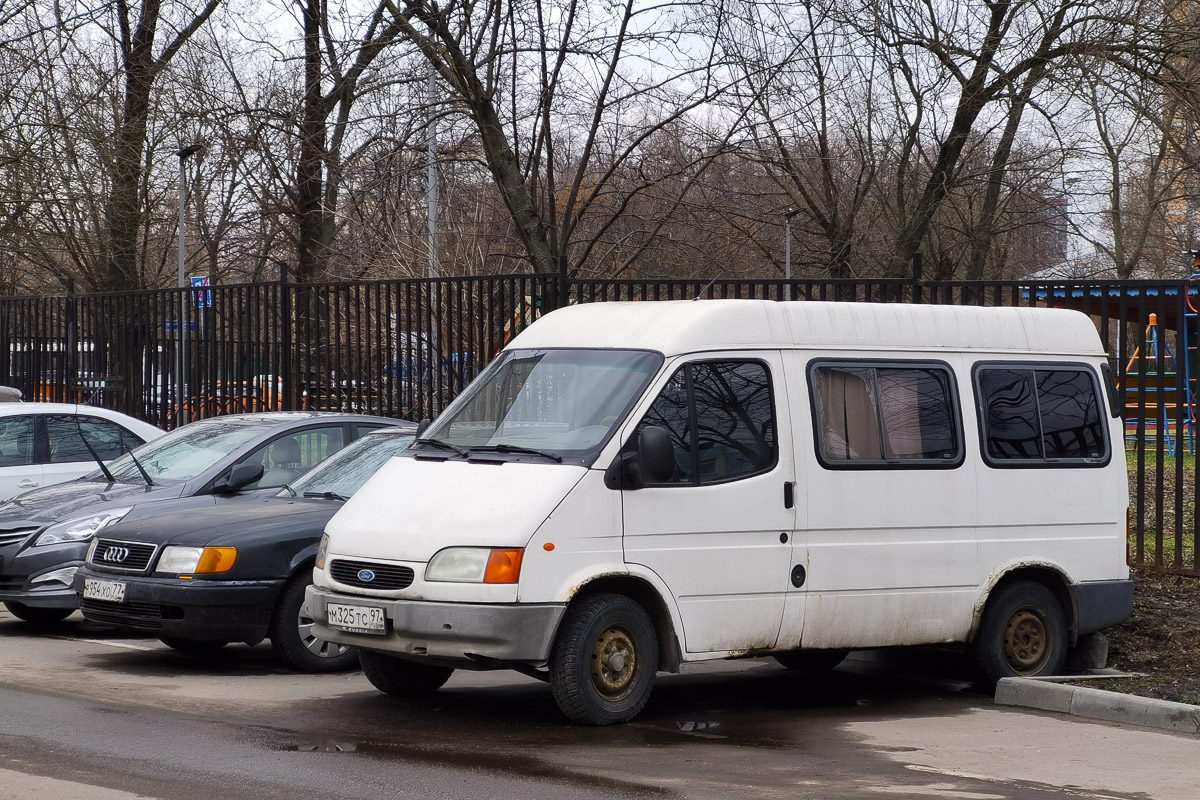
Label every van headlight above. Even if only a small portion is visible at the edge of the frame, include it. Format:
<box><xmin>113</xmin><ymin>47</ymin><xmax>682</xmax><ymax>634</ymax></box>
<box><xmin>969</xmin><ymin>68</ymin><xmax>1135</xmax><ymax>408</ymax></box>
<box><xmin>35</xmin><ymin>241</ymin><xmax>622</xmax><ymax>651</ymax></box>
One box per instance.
<box><xmin>34</xmin><ymin>507</ymin><xmax>133</xmax><ymax>546</ymax></box>
<box><xmin>425</xmin><ymin>547</ymin><xmax>524</xmax><ymax>584</ymax></box>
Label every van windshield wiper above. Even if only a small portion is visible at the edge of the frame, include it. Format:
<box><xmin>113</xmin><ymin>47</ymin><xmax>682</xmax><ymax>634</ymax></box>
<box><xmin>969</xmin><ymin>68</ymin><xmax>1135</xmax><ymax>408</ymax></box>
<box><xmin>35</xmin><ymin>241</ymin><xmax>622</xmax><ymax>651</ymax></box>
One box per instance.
<box><xmin>469</xmin><ymin>444</ymin><xmax>563</xmax><ymax>462</ymax></box>
<box><xmin>303</xmin><ymin>491</ymin><xmax>348</xmax><ymax>501</ymax></box>
<box><xmin>413</xmin><ymin>438</ymin><xmax>469</xmax><ymax>458</ymax></box>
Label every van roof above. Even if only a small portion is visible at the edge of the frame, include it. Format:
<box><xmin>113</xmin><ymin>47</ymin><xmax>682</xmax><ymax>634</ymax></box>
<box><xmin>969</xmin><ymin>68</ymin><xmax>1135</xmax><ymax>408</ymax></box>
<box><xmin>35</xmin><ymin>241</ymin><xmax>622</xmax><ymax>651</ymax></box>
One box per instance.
<box><xmin>510</xmin><ymin>300</ymin><xmax>1107</xmax><ymax>357</ymax></box>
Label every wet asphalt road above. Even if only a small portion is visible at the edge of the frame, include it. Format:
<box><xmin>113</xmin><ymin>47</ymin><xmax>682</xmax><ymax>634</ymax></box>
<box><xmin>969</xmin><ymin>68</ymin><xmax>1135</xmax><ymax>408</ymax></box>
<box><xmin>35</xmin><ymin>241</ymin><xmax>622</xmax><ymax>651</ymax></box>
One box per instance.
<box><xmin>1</xmin><ymin>610</ymin><xmax>1197</xmax><ymax>799</ymax></box>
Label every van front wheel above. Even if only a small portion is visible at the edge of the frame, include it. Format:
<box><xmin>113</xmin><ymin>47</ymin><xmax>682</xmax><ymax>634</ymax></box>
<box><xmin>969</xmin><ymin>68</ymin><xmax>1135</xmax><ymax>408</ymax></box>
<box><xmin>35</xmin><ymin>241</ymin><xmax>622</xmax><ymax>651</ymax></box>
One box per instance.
<box><xmin>970</xmin><ymin>580</ymin><xmax>1067</xmax><ymax>687</ymax></box>
<box><xmin>549</xmin><ymin>593</ymin><xmax>658</xmax><ymax>726</ymax></box>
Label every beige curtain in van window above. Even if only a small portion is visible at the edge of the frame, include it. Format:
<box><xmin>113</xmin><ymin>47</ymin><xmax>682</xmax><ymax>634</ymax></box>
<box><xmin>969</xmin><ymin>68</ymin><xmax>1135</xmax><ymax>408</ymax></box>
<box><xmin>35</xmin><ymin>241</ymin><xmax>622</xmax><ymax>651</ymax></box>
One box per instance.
<box><xmin>878</xmin><ymin>372</ymin><xmax>925</xmax><ymax>459</ymax></box>
<box><xmin>818</xmin><ymin>369</ymin><xmax>881</xmax><ymax>460</ymax></box>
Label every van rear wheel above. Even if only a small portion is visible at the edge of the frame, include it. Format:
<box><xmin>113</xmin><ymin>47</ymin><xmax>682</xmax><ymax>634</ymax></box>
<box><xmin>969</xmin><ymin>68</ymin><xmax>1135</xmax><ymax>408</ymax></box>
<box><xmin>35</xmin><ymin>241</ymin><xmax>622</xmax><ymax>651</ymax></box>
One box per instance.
<box><xmin>549</xmin><ymin>593</ymin><xmax>658</xmax><ymax>726</ymax></box>
<box><xmin>359</xmin><ymin>650</ymin><xmax>453</xmax><ymax>696</ymax></box>
<box><xmin>969</xmin><ymin>580</ymin><xmax>1067</xmax><ymax>687</ymax></box>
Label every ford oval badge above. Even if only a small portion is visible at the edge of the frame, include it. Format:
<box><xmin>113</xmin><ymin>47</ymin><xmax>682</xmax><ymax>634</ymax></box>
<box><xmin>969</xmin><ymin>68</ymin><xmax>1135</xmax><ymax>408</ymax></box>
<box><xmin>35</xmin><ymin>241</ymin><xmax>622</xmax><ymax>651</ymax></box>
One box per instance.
<box><xmin>357</xmin><ymin>569</ymin><xmax>376</xmax><ymax>582</ymax></box>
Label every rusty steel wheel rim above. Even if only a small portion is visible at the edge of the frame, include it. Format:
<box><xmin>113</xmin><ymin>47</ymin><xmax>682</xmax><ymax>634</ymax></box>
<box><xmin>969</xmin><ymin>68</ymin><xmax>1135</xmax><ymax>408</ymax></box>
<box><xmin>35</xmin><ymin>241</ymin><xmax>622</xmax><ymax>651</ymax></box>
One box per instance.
<box><xmin>590</xmin><ymin>626</ymin><xmax>638</xmax><ymax>699</ymax></box>
<box><xmin>1003</xmin><ymin>607</ymin><xmax>1049</xmax><ymax>675</ymax></box>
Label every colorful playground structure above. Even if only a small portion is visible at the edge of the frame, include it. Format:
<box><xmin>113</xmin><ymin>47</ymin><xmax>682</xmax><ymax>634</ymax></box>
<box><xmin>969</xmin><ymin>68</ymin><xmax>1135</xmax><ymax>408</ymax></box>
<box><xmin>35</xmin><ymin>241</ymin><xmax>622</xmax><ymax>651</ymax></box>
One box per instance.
<box><xmin>1122</xmin><ymin>311</ymin><xmax>1196</xmax><ymax>456</ymax></box>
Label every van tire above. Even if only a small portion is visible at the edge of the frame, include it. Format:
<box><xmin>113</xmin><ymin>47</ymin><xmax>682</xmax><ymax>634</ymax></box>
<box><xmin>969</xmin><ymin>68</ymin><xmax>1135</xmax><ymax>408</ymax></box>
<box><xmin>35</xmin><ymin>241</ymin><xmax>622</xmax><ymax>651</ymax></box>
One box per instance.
<box><xmin>359</xmin><ymin>650</ymin><xmax>453</xmax><ymax>696</ymax></box>
<box><xmin>269</xmin><ymin>573</ymin><xmax>359</xmax><ymax>673</ymax></box>
<box><xmin>549</xmin><ymin>593</ymin><xmax>658</xmax><ymax>726</ymax></box>
<box><xmin>4</xmin><ymin>602</ymin><xmax>73</xmax><ymax>624</ymax></box>
<box><xmin>774</xmin><ymin>649</ymin><xmax>848</xmax><ymax>672</ymax></box>
<box><xmin>969</xmin><ymin>580</ymin><xmax>1067</xmax><ymax>687</ymax></box>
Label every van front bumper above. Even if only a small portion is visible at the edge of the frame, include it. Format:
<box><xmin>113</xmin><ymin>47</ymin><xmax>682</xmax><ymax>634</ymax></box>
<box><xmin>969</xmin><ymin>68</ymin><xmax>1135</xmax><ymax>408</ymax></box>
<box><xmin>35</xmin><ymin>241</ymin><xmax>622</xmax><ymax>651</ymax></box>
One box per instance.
<box><xmin>306</xmin><ymin>585</ymin><xmax>565</xmax><ymax>666</ymax></box>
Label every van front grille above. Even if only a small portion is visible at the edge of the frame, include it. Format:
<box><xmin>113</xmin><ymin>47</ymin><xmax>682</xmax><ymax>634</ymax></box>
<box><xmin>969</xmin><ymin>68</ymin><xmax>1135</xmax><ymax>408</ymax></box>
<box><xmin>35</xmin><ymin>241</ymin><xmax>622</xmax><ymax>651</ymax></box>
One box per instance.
<box><xmin>329</xmin><ymin>559</ymin><xmax>414</xmax><ymax>591</ymax></box>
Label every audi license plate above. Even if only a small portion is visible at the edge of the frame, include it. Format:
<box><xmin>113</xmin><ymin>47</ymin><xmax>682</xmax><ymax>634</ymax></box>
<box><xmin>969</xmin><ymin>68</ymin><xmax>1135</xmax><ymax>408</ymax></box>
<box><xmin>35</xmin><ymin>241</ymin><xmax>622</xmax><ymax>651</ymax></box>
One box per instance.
<box><xmin>327</xmin><ymin>603</ymin><xmax>386</xmax><ymax>634</ymax></box>
<box><xmin>83</xmin><ymin>578</ymin><xmax>126</xmax><ymax>603</ymax></box>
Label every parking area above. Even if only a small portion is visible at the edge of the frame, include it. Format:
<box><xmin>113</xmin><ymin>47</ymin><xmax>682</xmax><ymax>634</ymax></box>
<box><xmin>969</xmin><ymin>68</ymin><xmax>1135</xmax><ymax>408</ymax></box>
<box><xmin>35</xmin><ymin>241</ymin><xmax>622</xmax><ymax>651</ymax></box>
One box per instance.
<box><xmin>2</xmin><ymin>608</ymin><xmax>1198</xmax><ymax>800</ymax></box>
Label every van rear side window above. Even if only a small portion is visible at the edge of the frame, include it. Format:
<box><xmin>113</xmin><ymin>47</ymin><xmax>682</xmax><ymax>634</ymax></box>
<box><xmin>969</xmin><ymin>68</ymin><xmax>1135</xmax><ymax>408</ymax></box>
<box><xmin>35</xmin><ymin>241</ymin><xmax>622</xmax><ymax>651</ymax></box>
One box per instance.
<box><xmin>975</xmin><ymin>365</ymin><xmax>1108</xmax><ymax>466</ymax></box>
<box><xmin>810</xmin><ymin>362</ymin><xmax>961</xmax><ymax>468</ymax></box>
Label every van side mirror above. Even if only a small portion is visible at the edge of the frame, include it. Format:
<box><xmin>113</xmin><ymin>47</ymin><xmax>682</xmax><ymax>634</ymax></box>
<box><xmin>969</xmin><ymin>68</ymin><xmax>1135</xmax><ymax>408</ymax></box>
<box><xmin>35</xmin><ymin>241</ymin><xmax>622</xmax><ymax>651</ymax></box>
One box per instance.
<box><xmin>415</xmin><ymin>418</ymin><xmax>432</xmax><ymax>438</ymax></box>
<box><xmin>604</xmin><ymin>425</ymin><xmax>677</xmax><ymax>490</ymax></box>
<box><xmin>639</xmin><ymin>425</ymin><xmax>676</xmax><ymax>484</ymax></box>
<box><xmin>213</xmin><ymin>463</ymin><xmax>265</xmax><ymax>494</ymax></box>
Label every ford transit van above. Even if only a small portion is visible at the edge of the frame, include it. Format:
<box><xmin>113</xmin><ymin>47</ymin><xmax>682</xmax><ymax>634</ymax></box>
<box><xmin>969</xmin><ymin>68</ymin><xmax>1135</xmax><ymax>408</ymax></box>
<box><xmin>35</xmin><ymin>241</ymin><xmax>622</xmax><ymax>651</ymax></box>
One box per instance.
<box><xmin>307</xmin><ymin>300</ymin><xmax>1132</xmax><ymax>725</ymax></box>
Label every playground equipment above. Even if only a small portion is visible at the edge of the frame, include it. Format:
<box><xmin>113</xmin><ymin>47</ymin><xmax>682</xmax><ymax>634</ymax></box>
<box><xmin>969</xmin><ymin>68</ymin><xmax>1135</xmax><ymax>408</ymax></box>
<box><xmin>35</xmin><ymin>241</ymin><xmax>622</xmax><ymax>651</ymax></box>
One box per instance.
<box><xmin>1122</xmin><ymin>311</ymin><xmax>1195</xmax><ymax>455</ymax></box>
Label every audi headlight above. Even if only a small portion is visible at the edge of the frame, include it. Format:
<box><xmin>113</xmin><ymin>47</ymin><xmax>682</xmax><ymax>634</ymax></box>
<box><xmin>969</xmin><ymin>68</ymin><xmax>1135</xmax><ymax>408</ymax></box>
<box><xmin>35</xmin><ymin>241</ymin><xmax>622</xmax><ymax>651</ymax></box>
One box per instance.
<box><xmin>425</xmin><ymin>547</ymin><xmax>524</xmax><ymax>584</ymax></box>
<box><xmin>34</xmin><ymin>507</ymin><xmax>133</xmax><ymax>547</ymax></box>
<box><xmin>156</xmin><ymin>545</ymin><xmax>237</xmax><ymax>575</ymax></box>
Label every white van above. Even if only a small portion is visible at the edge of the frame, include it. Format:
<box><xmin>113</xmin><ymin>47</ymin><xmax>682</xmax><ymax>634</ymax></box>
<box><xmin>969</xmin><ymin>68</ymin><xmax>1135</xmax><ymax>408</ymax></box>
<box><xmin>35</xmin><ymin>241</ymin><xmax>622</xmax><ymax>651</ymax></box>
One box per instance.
<box><xmin>308</xmin><ymin>300</ymin><xmax>1132</xmax><ymax>725</ymax></box>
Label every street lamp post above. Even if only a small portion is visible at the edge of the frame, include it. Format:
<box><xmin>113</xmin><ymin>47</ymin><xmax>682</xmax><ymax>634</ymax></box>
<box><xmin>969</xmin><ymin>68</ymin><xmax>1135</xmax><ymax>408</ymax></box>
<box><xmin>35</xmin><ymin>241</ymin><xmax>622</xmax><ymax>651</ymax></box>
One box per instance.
<box><xmin>176</xmin><ymin>143</ymin><xmax>202</xmax><ymax>425</ymax></box>
<box><xmin>784</xmin><ymin>208</ymin><xmax>799</xmax><ymax>301</ymax></box>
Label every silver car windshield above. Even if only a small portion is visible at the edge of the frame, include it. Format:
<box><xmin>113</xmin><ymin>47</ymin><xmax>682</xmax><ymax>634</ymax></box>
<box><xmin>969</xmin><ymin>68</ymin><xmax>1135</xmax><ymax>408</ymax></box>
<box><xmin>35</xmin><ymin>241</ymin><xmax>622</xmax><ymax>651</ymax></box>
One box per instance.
<box><xmin>104</xmin><ymin>422</ymin><xmax>267</xmax><ymax>483</ymax></box>
<box><xmin>419</xmin><ymin>349</ymin><xmax>662</xmax><ymax>464</ymax></box>
<box><xmin>288</xmin><ymin>434</ymin><xmax>414</xmax><ymax>498</ymax></box>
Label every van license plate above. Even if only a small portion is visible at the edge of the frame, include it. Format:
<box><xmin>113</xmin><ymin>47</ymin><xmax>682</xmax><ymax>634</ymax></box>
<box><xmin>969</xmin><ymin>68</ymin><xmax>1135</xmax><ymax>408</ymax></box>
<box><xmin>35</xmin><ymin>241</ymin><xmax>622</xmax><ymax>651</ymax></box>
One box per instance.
<box><xmin>327</xmin><ymin>603</ymin><xmax>386</xmax><ymax>634</ymax></box>
<box><xmin>83</xmin><ymin>578</ymin><xmax>126</xmax><ymax>603</ymax></box>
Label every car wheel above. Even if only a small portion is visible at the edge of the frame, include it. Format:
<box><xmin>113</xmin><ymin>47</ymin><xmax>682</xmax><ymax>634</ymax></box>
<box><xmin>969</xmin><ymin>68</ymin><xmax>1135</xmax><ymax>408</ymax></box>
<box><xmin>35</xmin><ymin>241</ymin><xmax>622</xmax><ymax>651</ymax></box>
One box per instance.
<box><xmin>773</xmin><ymin>649</ymin><xmax>849</xmax><ymax>672</ymax></box>
<box><xmin>269</xmin><ymin>572</ymin><xmax>358</xmax><ymax>673</ymax></box>
<box><xmin>359</xmin><ymin>650</ymin><xmax>453</xmax><ymax>696</ymax></box>
<box><xmin>159</xmin><ymin>637</ymin><xmax>230</xmax><ymax>654</ymax></box>
<box><xmin>3</xmin><ymin>602</ymin><xmax>73</xmax><ymax>624</ymax></box>
<box><xmin>549</xmin><ymin>593</ymin><xmax>658</xmax><ymax>726</ymax></box>
<box><xmin>969</xmin><ymin>579</ymin><xmax>1068</xmax><ymax>687</ymax></box>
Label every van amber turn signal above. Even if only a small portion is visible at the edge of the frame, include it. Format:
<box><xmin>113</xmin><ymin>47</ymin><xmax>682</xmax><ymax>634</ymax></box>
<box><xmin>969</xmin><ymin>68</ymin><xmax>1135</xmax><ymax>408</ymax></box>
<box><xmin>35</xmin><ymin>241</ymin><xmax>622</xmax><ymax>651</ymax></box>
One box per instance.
<box><xmin>484</xmin><ymin>548</ymin><xmax>524</xmax><ymax>584</ymax></box>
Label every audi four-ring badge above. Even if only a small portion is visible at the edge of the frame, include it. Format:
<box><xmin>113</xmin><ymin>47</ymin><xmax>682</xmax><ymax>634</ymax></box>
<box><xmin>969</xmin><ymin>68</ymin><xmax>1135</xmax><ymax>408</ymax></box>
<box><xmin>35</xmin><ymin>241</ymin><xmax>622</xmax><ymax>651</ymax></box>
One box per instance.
<box><xmin>102</xmin><ymin>546</ymin><xmax>130</xmax><ymax>563</ymax></box>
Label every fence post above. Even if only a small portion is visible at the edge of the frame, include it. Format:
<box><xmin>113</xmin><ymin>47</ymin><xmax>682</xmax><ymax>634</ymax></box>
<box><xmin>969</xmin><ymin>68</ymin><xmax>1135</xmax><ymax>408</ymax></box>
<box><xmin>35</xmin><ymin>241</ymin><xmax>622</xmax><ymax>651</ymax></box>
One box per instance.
<box><xmin>911</xmin><ymin>252</ymin><xmax>923</xmax><ymax>303</ymax></box>
<box><xmin>65</xmin><ymin>278</ymin><xmax>77</xmax><ymax>402</ymax></box>
<box><xmin>279</xmin><ymin>263</ymin><xmax>297</xmax><ymax>411</ymax></box>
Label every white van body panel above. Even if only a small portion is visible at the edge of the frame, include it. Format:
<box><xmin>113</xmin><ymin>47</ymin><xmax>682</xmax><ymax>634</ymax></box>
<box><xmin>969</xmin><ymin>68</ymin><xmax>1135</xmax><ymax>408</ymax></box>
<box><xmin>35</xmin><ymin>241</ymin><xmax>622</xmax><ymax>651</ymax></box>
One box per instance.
<box><xmin>784</xmin><ymin>350</ymin><xmax>982</xmax><ymax>650</ymax></box>
<box><xmin>519</xmin><ymin>468</ymin><xmax>626</xmax><ymax>602</ymax></box>
<box><xmin>327</xmin><ymin>457</ymin><xmax>585</xmax><ymax>562</ymax></box>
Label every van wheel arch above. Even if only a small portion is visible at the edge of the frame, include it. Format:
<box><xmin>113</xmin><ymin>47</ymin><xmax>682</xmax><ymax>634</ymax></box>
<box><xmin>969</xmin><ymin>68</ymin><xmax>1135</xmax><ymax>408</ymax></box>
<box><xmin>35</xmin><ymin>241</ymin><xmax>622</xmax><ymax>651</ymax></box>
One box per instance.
<box><xmin>565</xmin><ymin>576</ymin><xmax>681</xmax><ymax>673</ymax></box>
<box><xmin>971</xmin><ymin>566</ymin><xmax>1078</xmax><ymax>647</ymax></box>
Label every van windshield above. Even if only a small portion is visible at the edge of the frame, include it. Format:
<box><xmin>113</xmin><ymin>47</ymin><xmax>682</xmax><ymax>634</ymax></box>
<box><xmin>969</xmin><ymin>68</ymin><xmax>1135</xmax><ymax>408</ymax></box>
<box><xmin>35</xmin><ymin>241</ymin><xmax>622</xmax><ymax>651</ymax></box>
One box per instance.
<box><xmin>419</xmin><ymin>349</ymin><xmax>662</xmax><ymax>464</ymax></box>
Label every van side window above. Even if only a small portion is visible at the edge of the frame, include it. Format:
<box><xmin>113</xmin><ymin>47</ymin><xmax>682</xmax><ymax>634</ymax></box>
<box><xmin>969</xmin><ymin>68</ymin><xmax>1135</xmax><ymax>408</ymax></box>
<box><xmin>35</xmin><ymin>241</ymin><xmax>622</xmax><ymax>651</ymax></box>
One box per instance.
<box><xmin>636</xmin><ymin>360</ymin><xmax>777</xmax><ymax>485</ymax></box>
<box><xmin>977</xmin><ymin>365</ymin><xmax>1107</xmax><ymax>465</ymax></box>
<box><xmin>811</xmin><ymin>363</ymin><xmax>961</xmax><ymax>467</ymax></box>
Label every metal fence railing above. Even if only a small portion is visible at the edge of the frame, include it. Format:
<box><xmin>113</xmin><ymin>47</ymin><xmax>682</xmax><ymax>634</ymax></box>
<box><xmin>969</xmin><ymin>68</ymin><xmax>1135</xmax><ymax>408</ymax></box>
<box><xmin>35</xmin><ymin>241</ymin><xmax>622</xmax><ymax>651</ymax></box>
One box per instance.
<box><xmin>2</xmin><ymin>273</ymin><xmax>1197</xmax><ymax>575</ymax></box>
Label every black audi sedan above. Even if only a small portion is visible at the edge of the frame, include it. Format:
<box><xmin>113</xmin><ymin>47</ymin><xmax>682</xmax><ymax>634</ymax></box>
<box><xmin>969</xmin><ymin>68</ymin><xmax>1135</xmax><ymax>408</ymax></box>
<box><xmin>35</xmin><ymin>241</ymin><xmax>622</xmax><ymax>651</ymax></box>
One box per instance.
<box><xmin>0</xmin><ymin>412</ymin><xmax>403</xmax><ymax>623</ymax></box>
<box><xmin>72</xmin><ymin>427</ymin><xmax>415</xmax><ymax>672</ymax></box>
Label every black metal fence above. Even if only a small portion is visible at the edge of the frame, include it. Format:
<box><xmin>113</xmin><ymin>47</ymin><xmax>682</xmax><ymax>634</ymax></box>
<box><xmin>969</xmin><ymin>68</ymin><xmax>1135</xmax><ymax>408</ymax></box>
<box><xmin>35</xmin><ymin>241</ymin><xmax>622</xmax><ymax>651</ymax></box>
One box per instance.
<box><xmin>2</xmin><ymin>273</ymin><xmax>1198</xmax><ymax>575</ymax></box>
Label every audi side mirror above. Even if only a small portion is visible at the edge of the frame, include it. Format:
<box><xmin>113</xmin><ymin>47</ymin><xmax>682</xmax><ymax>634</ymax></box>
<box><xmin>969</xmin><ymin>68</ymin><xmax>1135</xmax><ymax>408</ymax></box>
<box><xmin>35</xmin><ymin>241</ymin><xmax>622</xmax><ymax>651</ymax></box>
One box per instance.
<box><xmin>213</xmin><ymin>463</ymin><xmax>264</xmax><ymax>494</ymax></box>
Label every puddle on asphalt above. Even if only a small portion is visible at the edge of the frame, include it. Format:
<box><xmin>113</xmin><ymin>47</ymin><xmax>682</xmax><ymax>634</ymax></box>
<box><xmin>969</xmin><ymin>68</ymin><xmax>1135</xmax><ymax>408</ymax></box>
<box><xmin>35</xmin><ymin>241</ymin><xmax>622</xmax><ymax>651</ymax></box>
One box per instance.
<box><xmin>274</xmin><ymin>739</ymin><xmax>671</xmax><ymax>796</ymax></box>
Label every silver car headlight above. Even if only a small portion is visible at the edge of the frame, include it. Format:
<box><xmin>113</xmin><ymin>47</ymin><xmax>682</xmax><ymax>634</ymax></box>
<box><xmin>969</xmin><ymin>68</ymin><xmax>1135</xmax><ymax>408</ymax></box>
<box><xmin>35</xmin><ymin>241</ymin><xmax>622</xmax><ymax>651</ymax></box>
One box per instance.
<box><xmin>34</xmin><ymin>507</ymin><xmax>133</xmax><ymax>547</ymax></box>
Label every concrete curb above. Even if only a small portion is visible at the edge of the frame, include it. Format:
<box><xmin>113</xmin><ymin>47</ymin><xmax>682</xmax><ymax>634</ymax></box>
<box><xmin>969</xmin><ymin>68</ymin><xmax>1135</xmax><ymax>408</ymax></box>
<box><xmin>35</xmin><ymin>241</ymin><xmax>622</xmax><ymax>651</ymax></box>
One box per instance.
<box><xmin>995</xmin><ymin>677</ymin><xmax>1200</xmax><ymax>735</ymax></box>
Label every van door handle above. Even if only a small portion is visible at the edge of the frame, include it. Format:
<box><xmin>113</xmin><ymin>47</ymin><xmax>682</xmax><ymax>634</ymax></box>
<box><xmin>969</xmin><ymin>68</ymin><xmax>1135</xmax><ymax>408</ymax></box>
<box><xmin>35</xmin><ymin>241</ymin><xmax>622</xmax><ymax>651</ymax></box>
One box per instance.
<box><xmin>17</xmin><ymin>479</ymin><xmax>37</xmax><ymax>489</ymax></box>
<box><xmin>783</xmin><ymin>481</ymin><xmax>794</xmax><ymax>509</ymax></box>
